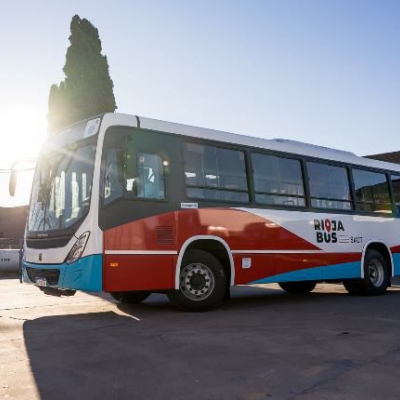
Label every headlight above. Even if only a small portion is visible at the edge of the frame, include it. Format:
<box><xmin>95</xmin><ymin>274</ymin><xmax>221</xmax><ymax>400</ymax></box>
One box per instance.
<box><xmin>65</xmin><ymin>232</ymin><xmax>90</xmax><ymax>264</ymax></box>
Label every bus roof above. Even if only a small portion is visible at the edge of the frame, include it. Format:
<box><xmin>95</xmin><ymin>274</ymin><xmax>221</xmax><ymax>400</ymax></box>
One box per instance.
<box><xmin>102</xmin><ymin>113</ymin><xmax>400</xmax><ymax>173</ymax></box>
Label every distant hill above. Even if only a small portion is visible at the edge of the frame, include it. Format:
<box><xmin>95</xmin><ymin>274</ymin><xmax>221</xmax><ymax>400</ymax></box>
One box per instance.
<box><xmin>0</xmin><ymin>205</ymin><xmax>28</xmax><ymax>248</ymax></box>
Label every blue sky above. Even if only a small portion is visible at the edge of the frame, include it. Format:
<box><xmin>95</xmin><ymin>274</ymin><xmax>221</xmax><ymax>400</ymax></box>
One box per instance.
<box><xmin>0</xmin><ymin>0</ymin><xmax>400</xmax><ymax>205</ymax></box>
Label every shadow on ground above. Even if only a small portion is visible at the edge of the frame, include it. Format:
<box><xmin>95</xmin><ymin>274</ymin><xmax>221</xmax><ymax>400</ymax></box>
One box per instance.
<box><xmin>23</xmin><ymin>285</ymin><xmax>400</xmax><ymax>400</ymax></box>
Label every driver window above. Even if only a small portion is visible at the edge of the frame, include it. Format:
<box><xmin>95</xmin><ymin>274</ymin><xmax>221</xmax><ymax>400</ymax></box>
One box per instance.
<box><xmin>136</xmin><ymin>152</ymin><xmax>166</xmax><ymax>200</ymax></box>
<box><xmin>103</xmin><ymin>141</ymin><xmax>166</xmax><ymax>204</ymax></box>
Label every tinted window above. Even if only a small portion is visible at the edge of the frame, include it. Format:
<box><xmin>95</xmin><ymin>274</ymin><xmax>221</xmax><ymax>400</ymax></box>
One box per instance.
<box><xmin>353</xmin><ymin>169</ymin><xmax>391</xmax><ymax>213</ymax></box>
<box><xmin>135</xmin><ymin>153</ymin><xmax>166</xmax><ymax>200</ymax></box>
<box><xmin>104</xmin><ymin>148</ymin><xmax>124</xmax><ymax>205</ymax></box>
<box><xmin>183</xmin><ymin>143</ymin><xmax>249</xmax><ymax>202</ymax></box>
<box><xmin>307</xmin><ymin>162</ymin><xmax>352</xmax><ymax>210</ymax></box>
<box><xmin>103</xmin><ymin>140</ymin><xmax>166</xmax><ymax>205</ymax></box>
<box><xmin>252</xmin><ymin>154</ymin><xmax>305</xmax><ymax>207</ymax></box>
<box><xmin>391</xmin><ymin>175</ymin><xmax>400</xmax><ymax>214</ymax></box>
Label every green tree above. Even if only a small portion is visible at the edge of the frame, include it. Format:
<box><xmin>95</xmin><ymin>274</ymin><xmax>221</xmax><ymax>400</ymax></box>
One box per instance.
<box><xmin>48</xmin><ymin>15</ymin><xmax>117</xmax><ymax>134</ymax></box>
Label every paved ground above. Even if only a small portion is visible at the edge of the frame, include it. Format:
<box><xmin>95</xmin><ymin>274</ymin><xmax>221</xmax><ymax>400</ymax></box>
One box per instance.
<box><xmin>1</xmin><ymin>278</ymin><xmax>400</xmax><ymax>400</ymax></box>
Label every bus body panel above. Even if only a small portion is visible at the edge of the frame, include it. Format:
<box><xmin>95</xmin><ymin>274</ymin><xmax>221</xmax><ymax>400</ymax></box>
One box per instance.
<box><xmin>23</xmin><ymin>254</ymin><xmax>102</xmax><ymax>291</ymax></box>
<box><xmin>101</xmin><ymin>207</ymin><xmax>400</xmax><ymax>290</ymax></box>
<box><xmin>103</xmin><ymin>211</ymin><xmax>177</xmax><ymax>291</ymax></box>
<box><xmin>392</xmin><ymin>247</ymin><xmax>400</xmax><ymax>275</ymax></box>
<box><xmin>103</xmin><ymin>254</ymin><xmax>175</xmax><ymax>292</ymax></box>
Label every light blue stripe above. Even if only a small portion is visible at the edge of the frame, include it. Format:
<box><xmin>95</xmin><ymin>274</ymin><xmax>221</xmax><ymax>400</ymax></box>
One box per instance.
<box><xmin>392</xmin><ymin>253</ymin><xmax>400</xmax><ymax>276</ymax></box>
<box><xmin>23</xmin><ymin>254</ymin><xmax>103</xmax><ymax>291</ymax></box>
<box><xmin>250</xmin><ymin>261</ymin><xmax>361</xmax><ymax>284</ymax></box>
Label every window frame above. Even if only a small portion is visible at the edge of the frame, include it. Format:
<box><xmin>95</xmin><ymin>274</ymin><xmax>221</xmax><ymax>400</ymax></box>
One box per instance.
<box><xmin>100</xmin><ymin>129</ymin><xmax>170</xmax><ymax>209</ymax></box>
<box><xmin>390</xmin><ymin>173</ymin><xmax>400</xmax><ymax>216</ymax></box>
<box><xmin>306</xmin><ymin>160</ymin><xmax>354</xmax><ymax>211</ymax></box>
<box><xmin>182</xmin><ymin>139</ymin><xmax>251</xmax><ymax>204</ymax></box>
<box><xmin>351</xmin><ymin>166</ymin><xmax>393</xmax><ymax>215</ymax></box>
<box><xmin>250</xmin><ymin>151</ymin><xmax>307</xmax><ymax>208</ymax></box>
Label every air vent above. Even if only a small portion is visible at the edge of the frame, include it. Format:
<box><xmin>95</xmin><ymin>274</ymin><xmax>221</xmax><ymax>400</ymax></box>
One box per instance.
<box><xmin>156</xmin><ymin>226</ymin><xmax>174</xmax><ymax>245</ymax></box>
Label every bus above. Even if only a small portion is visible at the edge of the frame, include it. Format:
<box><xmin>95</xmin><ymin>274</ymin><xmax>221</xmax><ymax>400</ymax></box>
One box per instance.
<box><xmin>18</xmin><ymin>113</ymin><xmax>400</xmax><ymax>310</ymax></box>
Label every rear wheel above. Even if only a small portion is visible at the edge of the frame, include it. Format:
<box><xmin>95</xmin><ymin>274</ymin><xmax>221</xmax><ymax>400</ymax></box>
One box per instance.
<box><xmin>343</xmin><ymin>249</ymin><xmax>389</xmax><ymax>295</ymax></box>
<box><xmin>110</xmin><ymin>291</ymin><xmax>151</xmax><ymax>304</ymax></box>
<box><xmin>168</xmin><ymin>250</ymin><xmax>227</xmax><ymax>311</ymax></box>
<box><xmin>278</xmin><ymin>281</ymin><xmax>317</xmax><ymax>294</ymax></box>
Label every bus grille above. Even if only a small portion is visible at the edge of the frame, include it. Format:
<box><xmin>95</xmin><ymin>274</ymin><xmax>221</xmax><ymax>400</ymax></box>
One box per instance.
<box><xmin>26</xmin><ymin>268</ymin><xmax>60</xmax><ymax>285</ymax></box>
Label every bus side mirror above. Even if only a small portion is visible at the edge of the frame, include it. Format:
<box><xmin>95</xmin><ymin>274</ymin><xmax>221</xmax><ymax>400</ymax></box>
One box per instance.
<box><xmin>9</xmin><ymin>168</ymin><xmax>17</xmax><ymax>197</ymax></box>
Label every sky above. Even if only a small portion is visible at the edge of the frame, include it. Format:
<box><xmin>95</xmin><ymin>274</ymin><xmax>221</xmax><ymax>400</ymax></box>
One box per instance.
<box><xmin>0</xmin><ymin>0</ymin><xmax>400</xmax><ymax>206</ymax></box>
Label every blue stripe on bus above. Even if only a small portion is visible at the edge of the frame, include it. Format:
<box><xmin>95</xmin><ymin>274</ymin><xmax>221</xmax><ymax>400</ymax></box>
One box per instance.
<box><xmin>392</xmin><ymin>253</ymin><xmax>400</xmax><ymax>276</ymax></box>
<box><xmin>23</xmin><ymin>254</ymin><xmax>103</xmax><ymax>291</ymax></box>
<box><xmin>250</xmin><ymin>261</ymin><xmax>361</xmax><ymax>284</ymax></box>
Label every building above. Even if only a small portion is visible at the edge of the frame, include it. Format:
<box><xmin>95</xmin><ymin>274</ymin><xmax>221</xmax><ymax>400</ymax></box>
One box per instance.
<box><xmin>366</xmin><ymin>151</ymin><xmax>400</xmax><ymax>165</ymax></box>
<box><xmin>0</xmin><ymin>206</ymin><xmax>28</xmax><ymax>248</ymax></box>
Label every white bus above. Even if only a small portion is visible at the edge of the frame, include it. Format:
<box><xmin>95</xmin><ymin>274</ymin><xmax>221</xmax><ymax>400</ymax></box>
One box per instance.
<box><xmin>18</xmin><ymin>113</ymin><xmax>400</xmax><ymax>310</ymax></box>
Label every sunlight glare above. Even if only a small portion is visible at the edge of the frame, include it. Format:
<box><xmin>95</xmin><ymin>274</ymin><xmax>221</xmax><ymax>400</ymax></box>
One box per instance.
<box><xmin>0</xmin><ymin>104</ymin><xmax>47</xmax><ymax>207</ymax></box>
<box><xmin>0</xmin><ymin>104</ymin><xmax>47</xmax><ymax>168</ymax></box>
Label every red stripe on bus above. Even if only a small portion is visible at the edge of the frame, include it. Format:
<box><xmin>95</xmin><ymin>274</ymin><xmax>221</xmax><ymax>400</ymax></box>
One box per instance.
<box><xmin>390</xmin><ymin>245</ymin><xmax>400</xmax><ymax>253</ymax></box>
<box><xmin>104</xmin><ymin>208</ymin><xmax>320</xmax><ymax>252</ymax></box>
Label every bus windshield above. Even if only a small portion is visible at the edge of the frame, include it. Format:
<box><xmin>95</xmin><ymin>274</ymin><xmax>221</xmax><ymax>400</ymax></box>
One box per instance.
<box><xmin>28</xmin><ymin>143</ymin><xmax>96</xmax><ymax>233</ymax></box>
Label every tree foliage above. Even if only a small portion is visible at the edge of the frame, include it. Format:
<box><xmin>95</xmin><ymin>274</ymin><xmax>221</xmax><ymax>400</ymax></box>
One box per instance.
<box><xmin>48</xmin><ymin>15</ymin><xmax>117</xmax><ymax>134</ymax></box>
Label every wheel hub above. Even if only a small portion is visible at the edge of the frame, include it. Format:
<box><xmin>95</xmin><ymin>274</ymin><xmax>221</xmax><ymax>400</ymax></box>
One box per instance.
<box><xmin>368</xmin><ymin>260</ymin><xmax>384</xmax><ymax>287</ymax></box>
<box><xmin>180</xmin><ymin>263</ymin><xmax>215</xmax><ymax>301</ymax></box>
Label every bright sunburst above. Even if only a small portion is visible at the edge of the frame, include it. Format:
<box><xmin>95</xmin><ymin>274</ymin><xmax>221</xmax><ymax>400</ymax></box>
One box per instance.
<box><xmin>0</xmin><ymin>104</ymin><xmax>47</xmax><ymax>206</ymax></box>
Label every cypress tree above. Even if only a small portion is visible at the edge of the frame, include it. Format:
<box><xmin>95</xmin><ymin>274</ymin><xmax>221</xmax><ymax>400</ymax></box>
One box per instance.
<box><xmin>48</xmin><ymin>15</ymin><xmax>117</xmax><ymax>134</ymax></box>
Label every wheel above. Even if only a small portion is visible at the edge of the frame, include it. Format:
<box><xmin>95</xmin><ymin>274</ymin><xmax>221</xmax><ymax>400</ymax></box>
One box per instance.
<box><xmin>110</xmin><ymin>291</ymin><xmax>150</xmax><ymax>304</ymax></box>
<box><xmin>167</xmin><ymin>250</ymin><xmax>227</xmax><ymax>311</ymax></box>
<box><xmin>361</xmin><ymin>250</ymin><xmax>389</xmax><ymax>295</ymax></box>
<box><xmin>278</xmin><ymin>281</ymin><xmax>317</xmax><ymax>294</ymax></box>
<box><xmin>344</xmin><ymin>250</ymin><xmax>389</xmax><ymax>296</ymax></box>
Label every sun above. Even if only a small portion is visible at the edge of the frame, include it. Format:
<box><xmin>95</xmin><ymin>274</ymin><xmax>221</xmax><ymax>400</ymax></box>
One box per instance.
<box><xmin>0</xmin><ymin>103</ymin><xmax>47</xmax><ymax>207</ymax></box>
<box><xmin>0</xmin><ymin>104</ymin><xmax>47</xmax><ymax>168</ymax></box>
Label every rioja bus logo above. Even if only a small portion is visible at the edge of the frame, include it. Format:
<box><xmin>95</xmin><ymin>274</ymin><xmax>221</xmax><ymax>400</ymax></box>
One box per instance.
<box><xmin>314</xmin><ymin>219</ymin><xmax>345</xmax><ymax>243</ymax></box>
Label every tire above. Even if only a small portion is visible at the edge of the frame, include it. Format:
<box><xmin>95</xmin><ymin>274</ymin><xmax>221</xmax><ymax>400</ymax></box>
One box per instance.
<box><xmin>362</xmin><ymin>249</ymin><xmax>389</xmax><ymax>295</ymax></box>
<box><xmin>344</xmin><ymin>249</ymin><xmax>389</xmax><ymax>296</ymax></box>
<box><xmin>167</xmin><ymin>250</ymin><xmax>228</xmax><ymax>311</ymax></box>
<box><xmin>110</xmin><ymin>291</ymin><xmax>151</xmax><ymax>304</ymax></box>
<box><xmin>278</xmin><ymin>281</ymin><xmax>317</xmax><ymax>294</ymax></box>
<box><xmin>343</xmin><ymin>280</ymin><xmax>363</xmax><ymax>295</ymax></box>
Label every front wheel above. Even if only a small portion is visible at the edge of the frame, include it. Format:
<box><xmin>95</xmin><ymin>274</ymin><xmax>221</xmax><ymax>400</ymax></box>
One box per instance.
<box><xmin>110</xmin><ymin>291</ymin><xmax>151</xmax><ymax>304</ymax></box>
<box><xmin>278</xmin><ymin>281</ymin><xmax>317</xmax><ymax>294</ymax></box>
<box><xmin>168</xmin><ymin>250</ymin><xmax>227</xmax><ymax>311</ymax></box>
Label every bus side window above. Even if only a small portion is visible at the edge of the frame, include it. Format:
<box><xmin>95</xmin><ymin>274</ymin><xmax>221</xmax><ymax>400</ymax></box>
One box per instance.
<box><xmin>353</xmin><ymin>169</ymin><xmax>392</xmax><ymax>214</ymax></box>
<box><xmin>391</xmin><ymin>174</ymin><xmax>400</xmax><ymax>216</ymax></box>
<box><xmin>183</xmin><ymin>142</ymin><xmax>249</xmax><ymax>202</ymax></box>
<box><xmin>252</xmin><ymin>153</ymin><xmax>306</xmax><ymax>207</ymax></box>
<box><xmin>307</xmin><ymin>162</ymin><xmax>352</xmax><ymax>211</ymax></box>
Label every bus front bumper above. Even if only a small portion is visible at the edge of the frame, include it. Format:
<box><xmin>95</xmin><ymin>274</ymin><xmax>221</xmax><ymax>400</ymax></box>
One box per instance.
<box><xmin>22</xmin><ymin>254</ymin><xmax>103</xmax><ymax>292</ymax></box>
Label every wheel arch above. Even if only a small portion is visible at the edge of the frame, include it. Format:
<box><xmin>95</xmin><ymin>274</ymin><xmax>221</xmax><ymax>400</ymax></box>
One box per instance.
<box><xmin>361</xmin><ymin>240</ymin><xmax>393</xmax><ymax>278</ymax></box>
<box><xmin>175</xmin><ymin>236</ymin><xmax>235</xmax><ymax>290</ymax></box>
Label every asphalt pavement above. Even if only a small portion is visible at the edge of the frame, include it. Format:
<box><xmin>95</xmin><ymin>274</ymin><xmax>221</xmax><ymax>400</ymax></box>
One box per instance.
<box><xmin>1</xmin><ymin>278</ymin><xmax>400</xmax><ymax>400</ymax></box>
